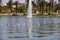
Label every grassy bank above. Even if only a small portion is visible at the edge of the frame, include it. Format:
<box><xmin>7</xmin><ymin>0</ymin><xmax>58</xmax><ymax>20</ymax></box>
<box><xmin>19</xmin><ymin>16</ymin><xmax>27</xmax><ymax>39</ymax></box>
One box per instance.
<box><xmin>0</xmin><ymin>13</ymin><xmax>60</xmax><ymax>17</ymax></box>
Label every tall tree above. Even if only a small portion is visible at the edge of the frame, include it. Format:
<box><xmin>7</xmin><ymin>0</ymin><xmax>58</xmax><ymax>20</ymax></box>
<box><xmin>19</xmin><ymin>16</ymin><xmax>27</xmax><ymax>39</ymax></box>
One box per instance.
<box><xmin>7</xmin><ymin>0</ymin><xmax>12</xmax><ymax>13</ymax></box>
<box><xmin>45</xmin><ymin>2</ymin><xmax>48</xmax><ymax>13</ymax></box>
<box><xmin>15</xmin><ymin>1</ymin><xmax>18</xmax><ymax>14</ymax></box>
<box><xmin>47</xmin><ymin>0</ymin><xmax>51</xmax><ymax>15</ymax></box>
<box><xmin>26</xmin><ymin>0</ymin><xmax>29</xmax><ymax>9</ymax></box>
<box><xmin>47</xmin><ymin>0</ymin><xmax>54</xmax><ymax>15</ymax></box>
<box><xmin>0</xmin><ymin>0</ymin><xmax>2</xmax><ymax>5</ymax></box>
<box><xmin>50</xmin><ymin>0</ymin><xmax>54</xmax><ymax>14</ymax></box>
<box><xmin>0</xmin><ymin>0</ymin><xmax>2</xmax><ymax>13</ymax></box>
<box><xmin>48</xmin><ymin>3</ymin><xmax>51</xmax><ymax>15</ymax></box>
<box><xmin>38</xmin><ymin>0</ymin><xmax>45</xmax><ymax>15</ymax></box>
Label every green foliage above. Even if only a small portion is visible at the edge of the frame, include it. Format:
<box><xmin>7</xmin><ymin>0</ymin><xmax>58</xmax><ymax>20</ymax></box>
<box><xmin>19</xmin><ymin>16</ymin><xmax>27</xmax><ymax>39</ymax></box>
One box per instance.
<box><xmin>38</xmin><ymin>0</ymin><xmax>46</xmax><ymax>14</ymax></box>
<box><xmin>16</xmin><ymin>6</ymin><xmax>27</xmax><ymax>13</ymax></box>
<box><xmin>26</xmin><ymin>0</ymin><xmax>29</xmax><ymax>9</ymax></box>
<box><xmin>56</xmin><ymin>6</ymin><xmax>60</xmax><ymax>10</ymax></box>
<box><xmin>7</xmin><ymin>0</ymin><xmax>12</xmax><ymax>13</ymax></box>
<box><xmin>7</xmin><ymin>1</ymin><xmax>12</xmax><ymax>8</ymax></box>
<box><xmin>0</xmin><ymin>0</ymin><xmax>59</xmax><ymax>14</ymax></box>
<box><xmin>3</xmin><ymin>6</ymin><xmax>9</xmax><ymax>10</ymax></box>
<box><xmin>54</xmin><ymin>6</ymin><xmax>60</xmax><ymax>12</ymax></box>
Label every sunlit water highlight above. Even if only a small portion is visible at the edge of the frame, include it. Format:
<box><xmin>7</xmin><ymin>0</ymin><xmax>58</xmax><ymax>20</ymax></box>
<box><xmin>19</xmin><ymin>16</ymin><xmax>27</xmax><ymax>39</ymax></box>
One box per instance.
<box><xmin>0</xmin><ymin>17</ymin><xmax>60</xmax><ymax>40</ymax></box>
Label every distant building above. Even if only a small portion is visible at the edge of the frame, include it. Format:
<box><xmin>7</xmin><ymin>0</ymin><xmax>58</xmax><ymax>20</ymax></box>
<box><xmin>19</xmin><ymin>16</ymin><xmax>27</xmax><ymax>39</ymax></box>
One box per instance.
<box><xmin>11</xmin><ymin>2</ymin><xmax>25</xmax><ymax>8</ymax></box>
<box><xmin>7</xmin><ymin>1</ymin><xmax>25</xmax><ymax>8</ymax></box>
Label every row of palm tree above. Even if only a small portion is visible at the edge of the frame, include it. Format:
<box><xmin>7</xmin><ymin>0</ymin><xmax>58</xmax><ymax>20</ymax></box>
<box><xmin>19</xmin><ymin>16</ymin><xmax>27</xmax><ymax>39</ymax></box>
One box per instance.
<box><xmin>26</xmin><ymin>0</ymin><xmax>55</xmax><ymax>15</ymax></box>
<box><xmin>37</xmin><ymin>0</ymin><xmax>55</xmax><ymax>15</ymax></box>
<box><xmin>0</xmin><ymin>0</ymin><xmax>60</xmax><ymax>15</ymax></box>
<box><xmin>0</xmin><ymin>0</ymin><xmax>26</xmax><ymax>13</ymax></box>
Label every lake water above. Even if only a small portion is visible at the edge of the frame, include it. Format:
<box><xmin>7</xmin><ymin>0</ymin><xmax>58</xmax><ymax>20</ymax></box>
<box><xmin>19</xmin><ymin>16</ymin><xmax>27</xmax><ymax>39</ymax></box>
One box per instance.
<box><xmin>0</xmin><ymin>16</ymin><xmax>60</xmax><ymax>40</ymax></box>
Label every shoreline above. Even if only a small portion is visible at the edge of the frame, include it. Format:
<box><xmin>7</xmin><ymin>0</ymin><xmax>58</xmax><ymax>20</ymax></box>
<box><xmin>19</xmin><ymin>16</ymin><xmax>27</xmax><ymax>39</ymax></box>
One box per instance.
<box><xmin>0</xmin><ymin>13</ymin><xmax>60</xmax><ymax>18</ymax></box>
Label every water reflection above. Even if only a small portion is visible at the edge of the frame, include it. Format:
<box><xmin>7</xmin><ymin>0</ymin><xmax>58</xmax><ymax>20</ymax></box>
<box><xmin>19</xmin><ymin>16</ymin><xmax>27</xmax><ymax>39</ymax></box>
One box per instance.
<box><xmin>0</xmin><ymin>17</ymin><xmax>60</xmax><ymax>40</ymax></box>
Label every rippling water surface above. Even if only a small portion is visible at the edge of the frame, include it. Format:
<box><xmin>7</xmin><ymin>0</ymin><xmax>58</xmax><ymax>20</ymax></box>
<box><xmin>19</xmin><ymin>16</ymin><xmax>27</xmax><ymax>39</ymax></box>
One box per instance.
<box><xmin>0</xmin><ymin>16</ymin><xmax>60</xmax><ymax>40</ymax></box>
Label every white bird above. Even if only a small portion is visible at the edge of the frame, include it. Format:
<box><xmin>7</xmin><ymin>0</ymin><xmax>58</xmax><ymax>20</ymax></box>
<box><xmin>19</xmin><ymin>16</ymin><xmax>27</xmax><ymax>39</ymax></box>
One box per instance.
<box><xmin>22</xmin><ymin>23</ymin><xmax>26</xmax><ymax>26</ymax></box>
<box><xmin>12</xmin><ymin>23</ymin><xmax>21</xmax><ymax>29</ymax></box>
<box><xmin>16</xmin><ymin>23</ymin><xmax>20</xmax><ymax>26</ymax></box>
<box><xmin>37</xmin><ymin>22</ymin><xmax>40</xmax><ymax>26</ymax></box>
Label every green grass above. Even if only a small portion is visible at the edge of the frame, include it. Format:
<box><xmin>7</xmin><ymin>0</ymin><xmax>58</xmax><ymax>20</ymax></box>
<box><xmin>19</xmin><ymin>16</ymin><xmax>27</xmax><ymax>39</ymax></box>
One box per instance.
<box><xmin>32</xmin><ymin>14</ymin><xmax>57</xmax><ymax>17</ymax></box>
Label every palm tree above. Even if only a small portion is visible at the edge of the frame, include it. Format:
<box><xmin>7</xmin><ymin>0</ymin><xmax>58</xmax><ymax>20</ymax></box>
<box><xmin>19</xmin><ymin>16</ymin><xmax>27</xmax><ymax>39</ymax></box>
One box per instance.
<box><xmin>50</xmin><ymin>0</ymin><xmax>54</xmax><ymax>14</ymax></box>
<box><xmin>45</xmin><ymin>2</ymin><xmax>48</xmax><ymax>13</ymax></box>
<box><xmin>48</xmin><ymin>0</ymin><xmax>54</xmax><ymax>15</ymax></box>
<box><xmin>0</xmin><ymin>6</ymin><xmax>2</xmax><ymax>13</ymax></box>
<box><xmin>48</xmin><ymin>3</ymin><xmax>51</xmax><ymax>14</ymax></box>
<box><xmin>15</xmin><ymin>1</ymin><xmax>18</xmax><ymax>14</ymax></box>
<box><xmin>38</xmin><ymin>0</ymin><xmax>45</xmax><ymax>15</ymax></box>
<box><xmin>0</xmin><ymin>0</ymin><xmax>2</xmax><ymax>5</ymax></box>
<box><xmin>26</xmin><ymin>0</ymin><xmax>29</xmax><ymax>9</ymax></box>
<box><xmin>38</xmin><ymin>2</ymin><xmax>41</xmax><ymax>14</ymax></box>
<box><xmin>7</xmin><ymin>0</ymin><xmax>12</xmax><ymax>13</ymax></box>
<box><xmin>47</xmin><ymin>2</ymin><xmax>51</xmax><ymax>15</ymax></box>
<box><xmin>0</xmin><ymin>0</ymin><xmax>2</xmax><ymax>13</ymax></box>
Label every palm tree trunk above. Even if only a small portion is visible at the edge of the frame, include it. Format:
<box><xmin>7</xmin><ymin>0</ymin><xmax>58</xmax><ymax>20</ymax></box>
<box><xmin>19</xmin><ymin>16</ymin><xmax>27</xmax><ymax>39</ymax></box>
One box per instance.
<box><xmin>9</xmin><ymin>0</ymin><xmax>12</xmax><ymax>13</ymax></box>
<box><xmin>46</xmin><ymin>2</ymin><xmax>47</xmax><ymax>13</ymax></box>
<box><xmin>42</xmin><ymin>7</ymin><xmax>43</xmax><ymax>15</ymax></box>
<box><xmin>48</xmin><ymin>4</ymin><xmax>51</xmax><ymax>15</ymax></box>
<box><xmin>10</xmin><ymin>2</ymin><xmax>12</xmax><ymax>13</ymax></box>
<box><xmin>52</xmin><ymin>3</ymin><xmax>53</xmax><ymax>14</ymax></box>
<box><xmin>41</xmin><ymin>3</ymin><xmax>43</xmax><ymax>15</ymax></box>
<box><xmin>46</xmin><ymin>5</ymin><xmax>47</xmax><ymax>13</ymax></box>
<box><xmin>16</xmin><ymin>1</ymin><xmax>18</xmax><ymax>15</ymax></box>
<box><xmin>39</xmin><ymin>6</ymin><xmax>41</xmax><ymax>14</ymax></box>
<box><xmin>0</xmin><ymin>9</ymin><xmax>1</xmax><ymax>13</ymax></box>
<box><xmin>0</xmin><ymin>6</ymin><xmax>1</xmax><ymax>13</ymax></box>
